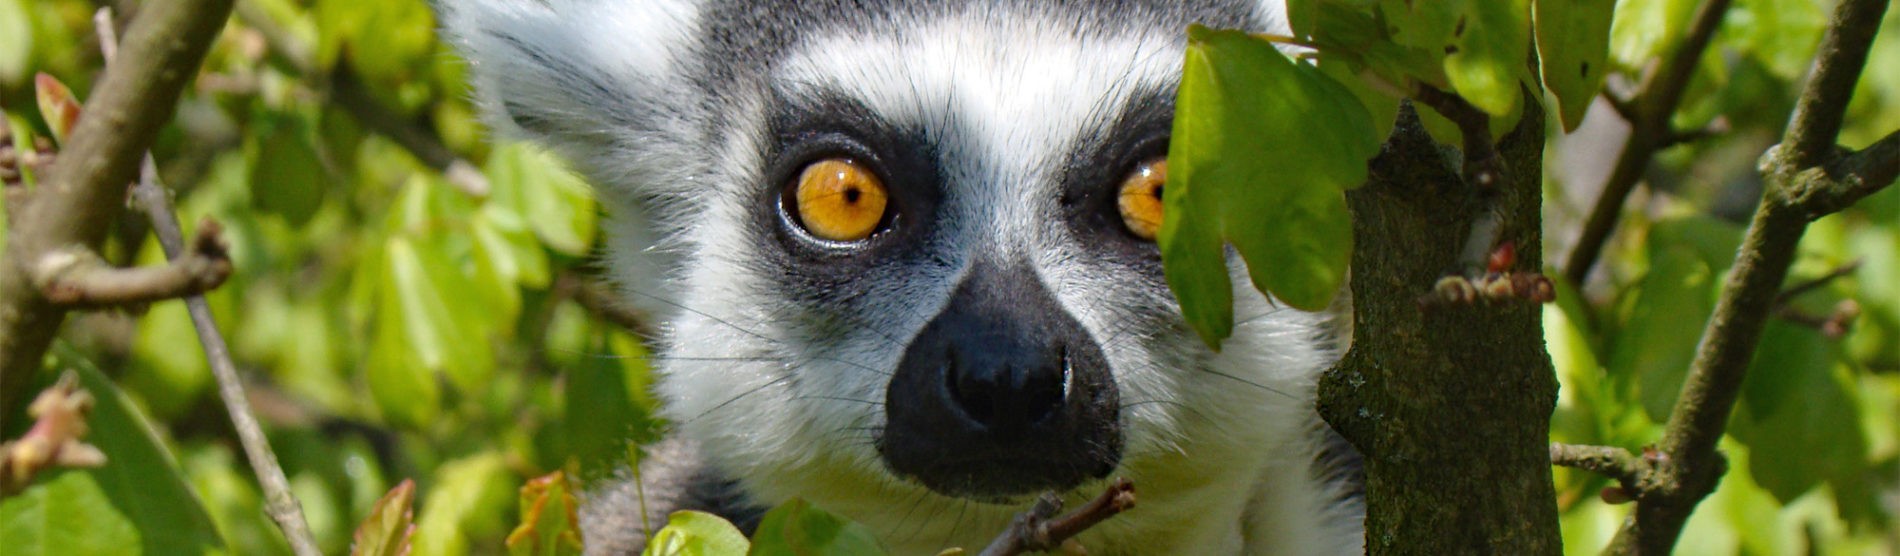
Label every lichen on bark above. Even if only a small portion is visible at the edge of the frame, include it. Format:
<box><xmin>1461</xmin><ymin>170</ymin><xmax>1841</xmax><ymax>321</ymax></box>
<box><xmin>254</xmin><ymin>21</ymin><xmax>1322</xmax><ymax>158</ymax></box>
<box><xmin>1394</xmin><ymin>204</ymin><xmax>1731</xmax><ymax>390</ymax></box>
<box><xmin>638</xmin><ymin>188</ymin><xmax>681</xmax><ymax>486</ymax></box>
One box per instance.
<box><xmin>1319</xmin><ymin>100</ymin><xmax>1562</xmax><ymax>554</ymax></box>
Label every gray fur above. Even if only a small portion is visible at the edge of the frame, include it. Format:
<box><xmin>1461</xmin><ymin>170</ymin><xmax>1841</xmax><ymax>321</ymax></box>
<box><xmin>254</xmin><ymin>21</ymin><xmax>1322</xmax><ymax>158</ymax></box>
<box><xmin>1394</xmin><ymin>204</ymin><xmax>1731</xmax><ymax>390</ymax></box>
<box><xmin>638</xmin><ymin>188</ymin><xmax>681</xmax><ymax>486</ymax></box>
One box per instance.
<box><xmin>442</xmin><ymin>1</ymin><xmax>1365</xmax><ymax>553</ymax></box>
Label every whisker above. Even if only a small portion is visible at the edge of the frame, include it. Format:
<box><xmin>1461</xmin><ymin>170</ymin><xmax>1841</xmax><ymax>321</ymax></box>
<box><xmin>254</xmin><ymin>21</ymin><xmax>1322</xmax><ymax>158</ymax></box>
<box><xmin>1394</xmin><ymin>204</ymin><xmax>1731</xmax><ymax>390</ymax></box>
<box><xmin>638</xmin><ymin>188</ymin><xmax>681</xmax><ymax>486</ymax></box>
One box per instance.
<box><xmin>795</xmin><ymin>395</ymin><xmax>883</xmax><ymax>406</ymax></box>
<box><xmin>940</xmin><ymin>500</ymin><xmax>971</xmax><ymax>554</ymax></box>
<box><xmin>679</xmin><ymin>374</ymin><xmax>793</xmax><ymax>425</ymax></box>
<box><xmin>1195</xmin><ymin>367</ymin><xmax>1297</xmax><ymax>401</ymax></box>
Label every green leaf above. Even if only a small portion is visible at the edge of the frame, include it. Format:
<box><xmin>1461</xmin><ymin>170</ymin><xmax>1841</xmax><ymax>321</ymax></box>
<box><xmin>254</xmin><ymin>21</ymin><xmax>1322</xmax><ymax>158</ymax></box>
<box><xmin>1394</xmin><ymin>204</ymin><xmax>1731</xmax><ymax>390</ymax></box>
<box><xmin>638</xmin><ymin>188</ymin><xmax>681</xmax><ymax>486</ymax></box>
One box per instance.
<box><xmin>410</xmin><ymin>453</ymin><xmax>514</xmax><ymax>556</ymax></box>
<box><xmin>1608</xmin><ymin>215</ymin><xmax>1742</xmax><ymax>421</ymax></box>
<box><xmin>1380</xmin><ymin>0</ymin><xmax>1467</xmax><ymax>52</ymax></box>
<box><xmin>642</xmin><ymin>511</ymin><xmax>750</xmax><ymax>556</ymax></box>
<box><xmin>505</xmin><ymin>472</ymin><xmax>584</xmax><ymax>556</ymax></box>
<box><xmin>1612</xmin><ymin>243</ymin><xmax>1716</xmax><ymax>421</ymax></box>
<box><xmin>747</xmin><ymin>499</ymin><xmax>885</xmax><ymax>556</ymax></box>
<box><xmin>1164</xmin><ymin>26</ymin><xmax>1377</xmax><ymax>347</ymax></box>
<box><xmin>1443</xmin><ymin>0</ymin><xmax>1532</xmax><ymax>118</ymax></box>
<box><xmin>1</xmin><ymin>362</ymin><xmax>226</xmax><ymax>555</ymax></box>
<box><xmin>0</xmin><ymin>0</ymin><xmax>29</xmax><ymax>87</ymax></box>
<box><xmin>315</xmin><ymin>0</ymin><xmax>437</xmax><ymax>86</ymax></box>
<box><xmin>249</xmin><ymin>115</ymin><xmax>330</xmax><ymax>228</ymax></box>
<box><xmin>1729</xmin><ymin>360</ymin><xmax>1868</xmax><ymax>506</ymax></box>
<box><xmin>563</xmin><ymin>334</ymin><xmax>655</xmax><ymax>480</ymax></box>
<box><xmin>486</xmin><ymin>144</ymin><xmax>598</xmax><ymax>257</ymax></box>
<box><xmin>1741</xmin><ymin>318</ymin><xmax>1837</xmax><ymax>419</ymax></box>
<box><xmin>128</xmin><ymin>297</ymin><xmax>213</xmax><ymax>418</ymax></box>
<box><xmin>1314</xmin><ymin>43</ymin><xmax>1402</xmax><ymax>142</ymax></box>
<box><xmin>1535</xmin><ymin>0</ymin><xmax>1616</xmax><ymax>131</ymax></box>
<box><xmin>365</xmin><ymin>237</ymin><xmax>442</xmax><ymax>427</ymax></box>
<box><xmin>350</xmin><ymin>479</ymin><xmax>417</xmax><ymax>556</ymax></box>
<box><xmin>1608</xmin><ymin>0</ymin><xmax>1697</xmax><ymax>70</ymax></box>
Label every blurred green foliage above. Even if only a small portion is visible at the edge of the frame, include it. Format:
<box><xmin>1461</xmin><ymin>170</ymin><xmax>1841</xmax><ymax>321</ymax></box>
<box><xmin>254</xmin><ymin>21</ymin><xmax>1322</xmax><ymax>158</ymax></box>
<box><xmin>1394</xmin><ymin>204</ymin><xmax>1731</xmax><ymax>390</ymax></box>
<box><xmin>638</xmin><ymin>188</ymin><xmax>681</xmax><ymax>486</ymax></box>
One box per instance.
<box><xmin>0</xmin><ymin>0</ymin><xmax>1895</xmax><ymax>554</ymax></box>
<box><xmin>4</xmin><ymin>0</ymin><xmax>654</xmax><ymax>554</ymax></box>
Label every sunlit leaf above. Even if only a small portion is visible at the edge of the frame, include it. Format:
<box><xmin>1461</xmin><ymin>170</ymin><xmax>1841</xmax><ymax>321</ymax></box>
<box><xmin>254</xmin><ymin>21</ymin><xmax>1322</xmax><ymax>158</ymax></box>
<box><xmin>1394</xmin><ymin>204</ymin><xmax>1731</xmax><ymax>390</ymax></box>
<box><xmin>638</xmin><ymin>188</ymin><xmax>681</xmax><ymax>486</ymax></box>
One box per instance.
<box><xmin>1535</xmin><ymin>0</ymin><xmax>1616</xmax><ymax>131</ymax></box>
<box><xmin>486</xmin><ymin>144</ymin><xmax>598</xmax><ymax>256</ymax></box>
<box><xmin>0</xmin><ymin>0</ymin><xmax>29</xmax><ymax>86</ymax></box>
<box><xmin>410</xmin><ymin>453</ymin><xmax>514</xmax><ymax>556</ymax></box>
<box><xmin>1608</xmin><ymin>0</ymin><xmax>1696</xmax><ymax>70</ymax></box>
<box><xmin>643</xmin><ymin>511</ymin><xmax>750</xmax><ymax>556</ymax></box>
<box><xmin>1443</xmin><ymin>0</ymin><xmax>1532</xmax><ymax>118</ymax></box>
<box><xmin>351</xmin><ymin>479</ymin><xmax>417</xmax><ymax>556</ymax></box>
<box><xmin>1164</xmin><ymin>26</ymin><xmax>1377</xmax><ymax>347</ymax></box>
<box><xmin>747</xmin><ymin>499</ymin><xmax>885</xmax><ymax>556</ymax></box>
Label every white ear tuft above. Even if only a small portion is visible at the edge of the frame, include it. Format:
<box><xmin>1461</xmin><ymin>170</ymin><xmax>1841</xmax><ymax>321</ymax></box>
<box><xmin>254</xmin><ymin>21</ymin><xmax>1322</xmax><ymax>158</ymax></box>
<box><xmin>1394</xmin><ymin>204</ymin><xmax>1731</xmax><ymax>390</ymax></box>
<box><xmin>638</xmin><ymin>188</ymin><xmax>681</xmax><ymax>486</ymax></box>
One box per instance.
<box><xmin>438</xmin><ymin>0</ymin><xmax>702</xmax><ymax>142</ymax></box>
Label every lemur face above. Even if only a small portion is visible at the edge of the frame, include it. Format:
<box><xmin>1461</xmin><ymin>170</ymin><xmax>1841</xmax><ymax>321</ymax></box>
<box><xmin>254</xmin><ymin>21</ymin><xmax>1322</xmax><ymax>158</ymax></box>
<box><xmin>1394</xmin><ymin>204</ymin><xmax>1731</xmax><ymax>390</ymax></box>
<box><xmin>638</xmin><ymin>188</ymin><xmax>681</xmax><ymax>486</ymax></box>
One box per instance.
<box><xmin>445</xmin><ymin>0</ymin><xmax>1336</xmax><ymax>509</ymax></box>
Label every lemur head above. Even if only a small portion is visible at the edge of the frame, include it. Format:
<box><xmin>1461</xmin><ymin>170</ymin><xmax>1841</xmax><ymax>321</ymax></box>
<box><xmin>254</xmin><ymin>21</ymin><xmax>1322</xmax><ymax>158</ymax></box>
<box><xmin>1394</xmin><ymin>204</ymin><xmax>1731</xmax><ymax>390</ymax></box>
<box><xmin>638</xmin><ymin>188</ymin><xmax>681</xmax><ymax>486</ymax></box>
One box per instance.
<box><xmin>444</xmin><ymin>0</ymin><xmax>1330</xmax><ymax>504</ymax></box>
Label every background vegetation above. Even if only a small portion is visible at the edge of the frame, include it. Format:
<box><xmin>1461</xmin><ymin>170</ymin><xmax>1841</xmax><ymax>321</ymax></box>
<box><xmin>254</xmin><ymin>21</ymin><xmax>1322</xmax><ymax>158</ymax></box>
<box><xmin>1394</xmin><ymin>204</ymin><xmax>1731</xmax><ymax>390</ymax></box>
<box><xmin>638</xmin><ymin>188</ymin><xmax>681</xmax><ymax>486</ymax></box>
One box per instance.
<box><xmin>0</xmin><ymin>0</ymin><xmax>1894</xmax><ymax>554</ymax></box>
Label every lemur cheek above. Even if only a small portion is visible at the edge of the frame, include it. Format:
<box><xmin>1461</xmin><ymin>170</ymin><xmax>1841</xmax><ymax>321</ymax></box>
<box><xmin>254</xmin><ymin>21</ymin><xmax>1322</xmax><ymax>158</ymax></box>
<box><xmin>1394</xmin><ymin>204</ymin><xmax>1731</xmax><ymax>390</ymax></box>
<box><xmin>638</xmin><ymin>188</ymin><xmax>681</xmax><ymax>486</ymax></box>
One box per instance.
<box><xmin>1117</xmin><ymin>158</ymin><xmax>1167</xmax><ymax>240</ymax></box>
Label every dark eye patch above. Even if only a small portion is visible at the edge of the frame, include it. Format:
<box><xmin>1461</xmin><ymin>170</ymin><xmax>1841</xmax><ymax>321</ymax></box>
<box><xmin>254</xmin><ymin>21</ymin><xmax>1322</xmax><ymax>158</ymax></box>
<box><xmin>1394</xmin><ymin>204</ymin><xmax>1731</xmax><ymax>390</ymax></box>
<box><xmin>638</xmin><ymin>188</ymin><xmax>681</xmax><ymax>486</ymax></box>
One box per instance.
<box><xmin>747</xmin><ymin>86</ymin><xmax>949</xmax><ymax>308</ymax></box>
<box><xmin>1059</xmin><ymin>87</ymin><xmax>1175</xmax><ymax>266</ymax></box>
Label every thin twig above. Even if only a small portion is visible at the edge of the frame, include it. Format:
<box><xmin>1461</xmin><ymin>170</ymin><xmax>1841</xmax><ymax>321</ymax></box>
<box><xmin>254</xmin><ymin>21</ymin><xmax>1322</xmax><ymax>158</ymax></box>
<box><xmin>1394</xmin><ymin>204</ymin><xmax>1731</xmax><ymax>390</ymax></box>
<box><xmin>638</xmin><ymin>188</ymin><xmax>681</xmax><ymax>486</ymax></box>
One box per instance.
<box><xmin>0</xmin><ymin>0</ymin><xmax>235</xmax><ymax>424</ymax></box>
<box><xmin>978</xmin><ymin>478</ymin><xmax>1137</xmax><ymax>556</ymax></box>
<box><xmin>1564</xmin><ymin>0</ymin><xmax>1736</xmax><ymax>287</ymax></box>
<box><xmin>95</xmin><ymin>11</ymin><xmax>322</xmax><ymax>556</ymax></box>
<box><xmin>1604</xmin><ymin>0</ymin><xmax>1893</xmax><ymax>552</ymax></box>
<box><xmin>1774</xmin><ymin>259</ymin><xmax>1862</xmax><ymax>304</ymax></box>
<box><xmin>32</xmin><ymin>221</ymin><xmax>232</xmax><ymax>308</ymax></box>
<box><xmin>133</xmin><ymin>157</ymin><xmax>323</xmax><ymax>556</ymax></box>
<box><xmin>1550</xmin><ymin>443</ymin><xmax>1646</xmax><ymax>492</ymax></box>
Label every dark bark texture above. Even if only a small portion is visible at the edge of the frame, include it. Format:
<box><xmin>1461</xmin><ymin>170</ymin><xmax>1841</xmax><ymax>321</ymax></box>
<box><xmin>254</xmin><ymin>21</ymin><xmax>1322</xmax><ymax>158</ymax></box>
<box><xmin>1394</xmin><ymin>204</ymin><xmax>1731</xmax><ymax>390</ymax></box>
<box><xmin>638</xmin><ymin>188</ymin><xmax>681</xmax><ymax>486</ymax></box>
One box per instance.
<box><xmin>1319</xmin><ymin>102</ymin><xmax>1561</xmax><ymax>554</ymax></box>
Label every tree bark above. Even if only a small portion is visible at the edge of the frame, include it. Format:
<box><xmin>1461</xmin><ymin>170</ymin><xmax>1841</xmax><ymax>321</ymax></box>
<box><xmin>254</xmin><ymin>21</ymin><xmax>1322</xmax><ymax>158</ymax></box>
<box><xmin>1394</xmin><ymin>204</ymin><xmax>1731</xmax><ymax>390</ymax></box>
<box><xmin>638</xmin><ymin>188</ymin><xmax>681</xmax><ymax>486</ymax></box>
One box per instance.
<box><xmin>0</xmin><ymin>0</ymin><xmax>236</xmax><ymax>423</ymax></box>
<box><xmin>1319</xmin><ymin>101</ymin><xmax>1561</xmax><ymax>554</ymax></box>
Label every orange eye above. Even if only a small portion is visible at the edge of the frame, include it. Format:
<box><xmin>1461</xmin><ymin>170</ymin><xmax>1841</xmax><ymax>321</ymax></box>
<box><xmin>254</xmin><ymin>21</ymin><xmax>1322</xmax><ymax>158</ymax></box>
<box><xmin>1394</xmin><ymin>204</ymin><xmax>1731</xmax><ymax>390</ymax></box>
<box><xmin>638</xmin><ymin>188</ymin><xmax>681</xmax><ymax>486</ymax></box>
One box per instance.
<box><xmin>1117</xmin><ymin>158</ymin><xmax>1167</xmax><ymax>240</ymax></box>
<box><xmin>791</xmin><ymin>158</ymin><xmax>889</xmax><ymax>242</ymax></box>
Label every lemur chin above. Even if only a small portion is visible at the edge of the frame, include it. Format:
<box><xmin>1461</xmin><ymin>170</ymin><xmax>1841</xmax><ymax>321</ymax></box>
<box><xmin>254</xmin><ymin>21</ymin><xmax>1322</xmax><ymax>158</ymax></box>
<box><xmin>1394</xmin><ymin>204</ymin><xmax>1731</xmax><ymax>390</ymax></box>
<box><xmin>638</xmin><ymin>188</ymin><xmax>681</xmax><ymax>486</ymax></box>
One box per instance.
<box><xmin>441</xmin><ymin>1</ymin><xmax>1365</xmax><ymax>553</ymax></box>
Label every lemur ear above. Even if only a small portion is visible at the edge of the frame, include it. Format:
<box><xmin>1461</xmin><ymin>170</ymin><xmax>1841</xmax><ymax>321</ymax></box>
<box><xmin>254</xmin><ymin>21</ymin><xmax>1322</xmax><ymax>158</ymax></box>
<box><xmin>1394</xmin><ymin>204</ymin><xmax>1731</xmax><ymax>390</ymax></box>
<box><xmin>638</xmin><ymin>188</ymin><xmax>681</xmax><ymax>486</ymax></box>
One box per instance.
<box><xmin>437</xmin><ymin>0</ymin><xmax>701</xmax><ymax>144</ymax></box>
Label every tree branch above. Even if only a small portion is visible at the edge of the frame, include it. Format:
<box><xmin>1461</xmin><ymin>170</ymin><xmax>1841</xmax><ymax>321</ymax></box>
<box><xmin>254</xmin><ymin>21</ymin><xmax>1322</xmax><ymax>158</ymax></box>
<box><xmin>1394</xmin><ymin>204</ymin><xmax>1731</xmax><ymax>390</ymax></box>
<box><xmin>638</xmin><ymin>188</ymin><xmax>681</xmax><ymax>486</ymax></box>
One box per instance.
<box><xmin>978</xmin><ymin>478</ymin><xmax>1136</xmax><ymax>556</ymax></box>
<box><xmin>1563</xmin><ymin>0</ymin><xmax>1735</xmax><ymax>286</ymax></box>
<box><xmin>0</xmin><ymin>0</ymin><xmax>235</xmax><ymax>423</ymax></box>
<box><xmin>1550</xmin><ymin>443</ymin><xmax>1646</xmax><ymax>492</ymax></box>
<box><xmin>1604</xmin><ymin>0</ymin><xmax>1892</xmax><ymax>552</ymax></box>
<box><xmin>33</xmin><ymin>220</ymin><xmax>232</xmax><ymax>308</ymax></box>
<box><xmin>83</xmin><ymin>11</ymin><xmax>324</xmax><ymax>555</ymax></box>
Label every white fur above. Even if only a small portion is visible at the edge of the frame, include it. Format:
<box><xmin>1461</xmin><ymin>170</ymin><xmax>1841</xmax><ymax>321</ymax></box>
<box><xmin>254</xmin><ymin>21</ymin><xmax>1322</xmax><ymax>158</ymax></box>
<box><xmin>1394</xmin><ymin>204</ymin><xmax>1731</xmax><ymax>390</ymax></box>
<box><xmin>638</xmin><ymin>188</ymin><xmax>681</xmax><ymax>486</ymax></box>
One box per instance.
<box><xmin>444</xmin><ymin>1</ymin><xmax>1361</xmax><ymax>554</ymax></box>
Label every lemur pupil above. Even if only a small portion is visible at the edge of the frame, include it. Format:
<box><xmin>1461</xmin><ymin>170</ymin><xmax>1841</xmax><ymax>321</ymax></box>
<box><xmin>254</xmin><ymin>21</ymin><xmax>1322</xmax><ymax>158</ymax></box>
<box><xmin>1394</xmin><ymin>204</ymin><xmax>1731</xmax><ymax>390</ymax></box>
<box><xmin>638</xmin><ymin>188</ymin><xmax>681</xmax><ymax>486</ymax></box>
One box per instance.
<box><xmin>844</xmin><ymin>187</ymin><xmax>862</xmax><ymax>203</ymax></box>
<box><xmin>1152</xmin><ymin>185</ymin><xmax>1164</xmax><ymax>200</ymax></box>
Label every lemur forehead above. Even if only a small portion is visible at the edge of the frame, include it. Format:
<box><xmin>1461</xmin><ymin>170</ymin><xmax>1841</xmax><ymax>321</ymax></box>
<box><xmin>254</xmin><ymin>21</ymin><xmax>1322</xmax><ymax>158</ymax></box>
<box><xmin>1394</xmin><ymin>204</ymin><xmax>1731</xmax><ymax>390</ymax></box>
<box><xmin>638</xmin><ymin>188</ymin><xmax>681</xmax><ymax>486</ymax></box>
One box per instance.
<box><xmin>770</xmin><ymin>13</ymin><xmax>1180</xmax><ymax>177</ymax></box>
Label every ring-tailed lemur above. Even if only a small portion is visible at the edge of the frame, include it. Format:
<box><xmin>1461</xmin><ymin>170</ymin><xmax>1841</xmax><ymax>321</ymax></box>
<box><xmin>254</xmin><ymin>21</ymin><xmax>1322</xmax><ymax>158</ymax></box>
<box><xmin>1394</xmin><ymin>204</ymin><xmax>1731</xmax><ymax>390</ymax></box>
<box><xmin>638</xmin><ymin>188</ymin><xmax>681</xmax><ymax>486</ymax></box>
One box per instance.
<box><xmin>441</xmin><ymin>1</ymin><xmax>1364</xmax><ymax>553</ymax></box>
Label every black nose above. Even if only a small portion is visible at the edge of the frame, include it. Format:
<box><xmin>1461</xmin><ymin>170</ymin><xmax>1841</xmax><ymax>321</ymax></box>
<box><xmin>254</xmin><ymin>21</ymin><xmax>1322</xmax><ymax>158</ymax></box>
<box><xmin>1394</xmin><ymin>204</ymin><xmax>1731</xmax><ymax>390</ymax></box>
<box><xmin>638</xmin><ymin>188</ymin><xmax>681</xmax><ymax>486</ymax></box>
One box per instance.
<box><xmin>944</xmin><ymin>338</ymin><xmax>1068</xmax><ymax>433</ymax></box>
<box><xmin>879</xmin><ymin>259</ymin><xmax>1121</xmax><ymax>499</ymax></box>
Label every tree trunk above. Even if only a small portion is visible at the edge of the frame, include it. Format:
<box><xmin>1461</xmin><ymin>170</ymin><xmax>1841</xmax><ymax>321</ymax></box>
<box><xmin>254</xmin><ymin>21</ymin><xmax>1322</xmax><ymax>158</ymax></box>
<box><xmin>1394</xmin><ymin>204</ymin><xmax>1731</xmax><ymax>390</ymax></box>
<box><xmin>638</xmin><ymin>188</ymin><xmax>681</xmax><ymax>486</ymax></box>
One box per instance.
<box><xmin>1319</xmin><ymin>102</ymin><xmax>1561</xmax><ymax>554</ymax></box>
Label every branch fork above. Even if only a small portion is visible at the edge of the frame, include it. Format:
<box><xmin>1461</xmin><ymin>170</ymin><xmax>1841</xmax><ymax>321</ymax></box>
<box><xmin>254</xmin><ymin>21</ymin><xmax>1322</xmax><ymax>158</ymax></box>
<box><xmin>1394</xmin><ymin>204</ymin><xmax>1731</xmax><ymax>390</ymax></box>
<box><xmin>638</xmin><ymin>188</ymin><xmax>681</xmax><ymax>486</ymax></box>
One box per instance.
<box><xmin>978</xmin><ymin>478</ymin><xmax>1137</xmax><ymax>556</ymax></box>
<box><xmin>33</xmin><ymin>218</ymin><xmax>233</xmax><ymax>309</ymax></box>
